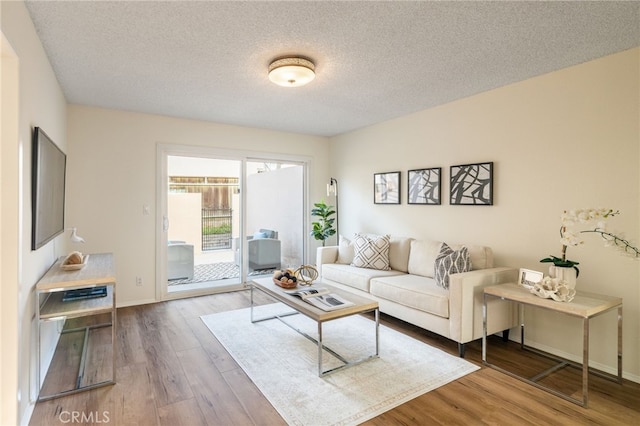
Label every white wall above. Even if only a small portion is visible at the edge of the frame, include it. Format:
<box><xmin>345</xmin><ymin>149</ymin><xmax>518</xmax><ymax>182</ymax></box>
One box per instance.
<box><xmin>1</xmin><ymin>2</ymin><xmax>68</xmax><ymax>424</ymax></box>
<box><xmin>168</xmin><ymin>193</ymin><xmax>202</xmax><ymax>253</ymax></box>
<box><xmin>330</xmin><ymin>48</ymin><xmax>640</xmax><ymax>381</ymax></box>
<box><xmin>65</xmin><ymin>105</ymin><xmax>329</xmax><ymax>306</ymax></box>
<box><xmin>1</xmin><ymin>32</ymin><xmax>21</xmax><ymax>426</ymax></box>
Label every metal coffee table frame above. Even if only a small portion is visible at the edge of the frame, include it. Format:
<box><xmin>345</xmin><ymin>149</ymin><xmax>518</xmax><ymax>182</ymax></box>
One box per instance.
<box><xmin>250</xmin><ymin>277</ymin><xmax>379</xmax><ymax>377</ymax></box>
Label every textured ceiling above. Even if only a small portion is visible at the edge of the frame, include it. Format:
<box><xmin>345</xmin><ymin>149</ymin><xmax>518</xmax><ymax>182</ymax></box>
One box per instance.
<box><xmin>24</xmin><ymin>1</ymin><xmax>640</xmax><ymax>137</ymax></box>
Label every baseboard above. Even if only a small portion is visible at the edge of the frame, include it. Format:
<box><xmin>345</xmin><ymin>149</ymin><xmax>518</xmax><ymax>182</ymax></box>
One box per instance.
<box><xmin>116</xmin><ymin>298</ymin><xmax>157</xmax><ymax>308</ymax></box>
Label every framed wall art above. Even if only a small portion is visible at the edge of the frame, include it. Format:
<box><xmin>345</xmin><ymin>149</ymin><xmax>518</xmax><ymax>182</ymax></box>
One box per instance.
<box><xmin>450</xmin><ymin>162</ymin><xmax>493</xmax><ymax>205</ymax></box>
<box><xmin>407</xmin><ymin>168</ymin><xmax>441</xmax><ymax>205</ymax></box>
<box><xmin>374</xmin><ymin>171</ymin><xmax>400</xmax><ymax>204</ymax></box>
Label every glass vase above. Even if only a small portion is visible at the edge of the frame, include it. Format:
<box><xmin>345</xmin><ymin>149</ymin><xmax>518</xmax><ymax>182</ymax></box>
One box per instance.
<box><xmin>549</xmin><ymin>265</ymin><xmax>577</xmax><ymax>289</ymax></box>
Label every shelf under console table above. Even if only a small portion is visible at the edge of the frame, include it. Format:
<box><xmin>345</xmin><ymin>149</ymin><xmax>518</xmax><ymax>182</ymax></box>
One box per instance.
<box><xmin>35</xmin><ymin>252</ymin><xmax>116</xmax><ymax>401</ymax></box>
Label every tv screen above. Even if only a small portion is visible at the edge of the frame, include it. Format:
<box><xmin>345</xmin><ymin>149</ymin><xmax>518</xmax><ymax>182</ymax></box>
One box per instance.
<box><xmin>32</xmin><ymin>127</ymin><xmax>66</xmax><ymax>250</ymax></box>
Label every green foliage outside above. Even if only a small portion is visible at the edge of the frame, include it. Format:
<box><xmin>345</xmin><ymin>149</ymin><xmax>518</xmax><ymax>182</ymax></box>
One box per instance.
<box><xmin>203</xmin><ymin>223</ymin><xmax>232</xmax><ymax>235</ymax></box>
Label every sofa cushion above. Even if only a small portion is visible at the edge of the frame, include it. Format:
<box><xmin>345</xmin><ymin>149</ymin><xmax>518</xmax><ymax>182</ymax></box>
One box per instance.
<box><xmin>322</xmin><ymin>264</ymin><xmax>404</xmax><ymax>292</ymax></box>
<box><xmin>389</xmin><ymin>237</ymin><xmax>412</xmax><ymax>273</ymax></box>
<box><xmin>370</xmin><ymin>274</ymin><xmax>449</xmax><ymax>318</ymax></box>
<box><xmin>449</xmin><ymin>243</ymin><xmax>493</xmax><ymax>270</ymax></box>
<box><xmin>434</xmin><ymin>243</ymin><xmax>471</xmax><ymax>289</ymax></box>
<box><xmin>351</xmin><ymin>234</ymin><xmax>391</xmax><ymax>270</ymax></box>
<box><xmin>337</xmin><ymin>235</ymin><xmax>354</xmax><ymax>264</ymax></box>
<box><xmin>407</xmin><ymin>239</ymin><xmax>443</xmax><ymax>277</ymax></box>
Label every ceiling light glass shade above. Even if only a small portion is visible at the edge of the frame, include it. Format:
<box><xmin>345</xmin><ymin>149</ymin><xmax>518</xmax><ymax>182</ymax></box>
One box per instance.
<box><xmin>268</xmin><ymin>57</ymin><xmax>315</xmax><ymax>87</ymax></box>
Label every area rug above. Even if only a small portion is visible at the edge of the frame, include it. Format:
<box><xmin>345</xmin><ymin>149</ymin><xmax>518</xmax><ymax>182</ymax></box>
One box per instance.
<box><xmin>201</xmin><ymin>303</ymin><xmax>479</xmax><ymax>425</ymax></box>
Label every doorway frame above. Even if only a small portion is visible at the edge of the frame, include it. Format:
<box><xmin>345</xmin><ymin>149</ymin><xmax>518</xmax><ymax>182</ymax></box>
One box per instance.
<box><xmin>156</xmin><ymin>143</ymin><xmax>311</xmax><ymax>301</ymax></box>
<box><xmin>1</xmin><ymin>32</ymin><xmax>21</xmax><ymax>424</ymax></box>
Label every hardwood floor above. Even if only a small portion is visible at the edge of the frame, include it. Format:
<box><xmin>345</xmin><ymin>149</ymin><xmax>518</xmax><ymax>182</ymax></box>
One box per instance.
<box><xmin>30</xmin><ymin>290</ymin><xmax>640</xmax><ymax>425</ymax></box>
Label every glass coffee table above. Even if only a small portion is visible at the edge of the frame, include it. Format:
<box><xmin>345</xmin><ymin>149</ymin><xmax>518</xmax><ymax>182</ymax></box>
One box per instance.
<box><xmin>250</xmin><ymin>277</ymin><xmax>380</xmax><ymax>376</ymax></box>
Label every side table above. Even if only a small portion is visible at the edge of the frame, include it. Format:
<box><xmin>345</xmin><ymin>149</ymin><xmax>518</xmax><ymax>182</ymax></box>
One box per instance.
<box><xmin>482</xmin><ymin>283</ymin><xmax>622</xmax><ymax>407</ymax></box>
<box><xmin>36</xmin><ymin>253</ymin><xmax>116</xmax><ymax>401</ymax></box>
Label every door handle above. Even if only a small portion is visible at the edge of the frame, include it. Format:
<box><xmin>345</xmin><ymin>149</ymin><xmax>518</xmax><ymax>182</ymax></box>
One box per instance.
<box><xmin>162</xmin><ymin>216</ymin><xmax>169</xmax><ymax>232</ymax></box>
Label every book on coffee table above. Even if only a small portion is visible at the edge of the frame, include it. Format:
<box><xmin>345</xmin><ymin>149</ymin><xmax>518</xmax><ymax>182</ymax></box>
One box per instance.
<box><xmin>285</xmin><ymin>287</ymin><xmax>354</xmax><ymax>311</ymax></box>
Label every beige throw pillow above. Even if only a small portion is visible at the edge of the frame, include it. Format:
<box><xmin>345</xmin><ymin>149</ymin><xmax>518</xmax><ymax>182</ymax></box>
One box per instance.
<box><xmin>337</xmin><ymin>235</ymin><xmax>354</xmax><ymax>264</ymax></box>
<box><xmin>388</xmin><ymin>237</ymin><xmax>412</xmax><ymax>272</ymax></box>
<box><xmin>407</xmin><ymin>239</ymin><xmax>444</xmax><ymax>278</ymax></box>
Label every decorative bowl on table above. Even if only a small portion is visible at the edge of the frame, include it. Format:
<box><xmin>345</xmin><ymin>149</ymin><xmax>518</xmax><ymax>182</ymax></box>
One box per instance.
<box><xmin>273</xmin><ymin>269</ymin><xmax>298</xmax><ymax>289</ymax></box>
<box><xmin>60</xmin><ymin>251</ymin><xmax>89</xmax><ymax>271</ymax></box>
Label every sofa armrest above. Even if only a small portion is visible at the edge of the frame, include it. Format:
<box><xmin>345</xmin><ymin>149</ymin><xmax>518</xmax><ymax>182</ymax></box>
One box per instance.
<box><xmin>316</xmin><ymin>246</ymin><xmax>339</xmax><ymax>277</ymax></box>
<box><xmin>448</xmin><ymin>267</ymin><xmax>519</xmax><ymax>344</ymax></box>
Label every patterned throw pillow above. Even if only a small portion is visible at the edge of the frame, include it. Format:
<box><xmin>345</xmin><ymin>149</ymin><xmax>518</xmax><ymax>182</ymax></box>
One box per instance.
<box><xmin>351</xmin><ymin>234</ymin><xmax>391</xmax><ymax>270</ymax></box>
<box><xmin>434</xmin><ymin>243</ymin><xmax>472</xmax><ymax>289</ymax></box>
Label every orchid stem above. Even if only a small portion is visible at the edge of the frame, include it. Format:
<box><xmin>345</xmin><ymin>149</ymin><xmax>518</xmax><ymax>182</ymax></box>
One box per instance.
<box><xmin>580</xmin><ymin>229</ymin><xmax>640</xmax><ymax>257</ymax></box>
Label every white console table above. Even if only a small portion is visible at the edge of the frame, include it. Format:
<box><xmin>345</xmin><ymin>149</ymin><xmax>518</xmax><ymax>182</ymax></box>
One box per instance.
<box><xmin>35</xmin><ymin>253</ymin><xmax>116</xmax><ymax>401</ymax></box>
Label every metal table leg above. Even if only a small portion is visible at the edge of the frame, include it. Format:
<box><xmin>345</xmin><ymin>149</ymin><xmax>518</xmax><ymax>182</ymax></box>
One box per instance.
<box><xmin>618</xmin><ymin>306</ymin><xmax>623</xmax><ymax>382</ymax></box>
<box><xmin>318</xmin><ymin>322</ymin><xmax>323</xmax><ymax>377</ymax></box>
<box><xmin>482</xmin><ymin>293</ymin><xmax>487</xmax><ymax>363</ymax></box>
<box><xmin>582</xmin><ymin>317</ymin><xmax>589</xmax><ymax>406</ymax></box>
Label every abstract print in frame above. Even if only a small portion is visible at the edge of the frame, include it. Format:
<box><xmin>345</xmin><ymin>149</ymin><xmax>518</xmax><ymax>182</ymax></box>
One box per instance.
<box><xmin>374</xmin><ymin>171</ymin><xmax>401</xmax><ymax>204</ymax></box>
<box><xmin>450</xmin><ymin>162</ymin><xmax>493</xmax><ymax>205</ymax></box>
<box><xmin>408</xmin><ymin>168</ymin><xmax>441</xmax><ymax>205</ymax></box>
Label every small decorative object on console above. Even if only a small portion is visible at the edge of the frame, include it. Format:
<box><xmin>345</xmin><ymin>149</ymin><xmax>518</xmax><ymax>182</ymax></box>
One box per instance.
<box><xmin>273</xmin><ymin>269</ymin><xmax>298</xmax><ymax>289</ymax></box>
<box><xmin>530</xmin><ymin>276</ymin><xmax>576</xmax><ymax>302</ymax></box>
<box><xmin>61</xmin><ymin>251</ymin><xmax>88</xmax><ymax>271</ymax></box>
<box><xmin>518</xmin><ymin>268</ymin><xmax>543</xmax><ymax>289</ymax></box>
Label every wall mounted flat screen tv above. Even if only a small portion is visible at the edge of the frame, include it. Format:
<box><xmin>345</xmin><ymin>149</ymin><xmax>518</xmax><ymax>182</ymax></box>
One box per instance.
<box><xmin>32</xmin><ymin>127</ymin><xmax>66</xmax><ymax>250</ymax></box>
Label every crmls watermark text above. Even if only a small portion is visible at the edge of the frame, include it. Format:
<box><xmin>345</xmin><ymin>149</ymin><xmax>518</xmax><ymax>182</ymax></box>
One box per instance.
<box><xmin>58</xmin><ymin>411</ymin><xmax>110</xmax><ymax>423</ymax></box>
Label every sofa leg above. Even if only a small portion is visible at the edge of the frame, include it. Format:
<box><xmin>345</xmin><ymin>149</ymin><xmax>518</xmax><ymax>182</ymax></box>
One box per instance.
<box><xmin>458</xmin><ymin>343</ymin><xmax>465</xmax><ymax>358</ymax></box>
<box><xmin>502</xmin><ymin>329</ymin><xmax>510</xmax><ymax>342</ymax></box>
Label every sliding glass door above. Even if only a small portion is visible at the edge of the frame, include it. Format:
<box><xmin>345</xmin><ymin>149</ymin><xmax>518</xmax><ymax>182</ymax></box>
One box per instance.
<box><xmin>157</xmin><ymin>145</ymin><xmax>306</xmax><ymax>300</ymax></box>
<box><xmin>165</xmin><ymin>155</ymin><xmax>242</xmax><ymax>295</ymax></box>
<box><xmin>245</xmin><ymin>160</ymin><xmax>304</xmax><ymax>273</ymax></box>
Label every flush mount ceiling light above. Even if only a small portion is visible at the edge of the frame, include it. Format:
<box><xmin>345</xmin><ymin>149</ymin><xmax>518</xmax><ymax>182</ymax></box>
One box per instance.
<box><xmin>268</xmin><ymin>57</ymin><xmax>315</xmax><ymax>87</ymax></box>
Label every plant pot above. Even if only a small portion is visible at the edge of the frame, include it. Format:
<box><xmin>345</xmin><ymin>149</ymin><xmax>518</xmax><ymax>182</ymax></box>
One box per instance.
<box><xmin>549</xmin><ymin>265</ymin><xmax>577</xmax><ymax>289</ymax></box>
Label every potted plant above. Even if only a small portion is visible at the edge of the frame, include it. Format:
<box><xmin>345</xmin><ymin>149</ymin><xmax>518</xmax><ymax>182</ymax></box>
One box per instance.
<box><xmin>310</xmin><ymin>200</ymin><xmax>336</xmax><ymax>247</ymax></box>
<box><xmin>540</xmin><ymin>208</ymin><xmax>639</xmax><ymax>286</ymax></box>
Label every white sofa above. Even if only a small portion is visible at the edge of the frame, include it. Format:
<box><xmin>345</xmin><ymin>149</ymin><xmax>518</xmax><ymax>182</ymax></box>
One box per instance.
<box><xmin>316</xmin><ymin>235</ymin><xmax>518</xmax><ymax>356</ymax></box>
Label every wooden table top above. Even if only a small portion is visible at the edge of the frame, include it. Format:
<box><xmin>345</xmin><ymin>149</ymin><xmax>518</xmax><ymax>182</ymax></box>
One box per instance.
<box><xmin>251</xmin><ymin>277</ymin><xmax>378</xmax><ymax>322</ymax></box>
<box><xmin>484</xmin><ymin>283</ymin><xmax>622</xmax><ymax>318</ymax></box>
<box><xmin>36</xmin><ymin>253</ymin><xmax>115</xmax><ymax>291</ymax></box>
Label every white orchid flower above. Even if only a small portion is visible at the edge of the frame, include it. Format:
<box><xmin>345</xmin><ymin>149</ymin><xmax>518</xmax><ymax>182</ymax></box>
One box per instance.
<box><xmin>560</xmin><ymin>230</ymin><xmax>582</xmax><ymax>247</ymax></box>
<box><xmin>546</xmin><ymin>208</ymin><xmax>639</xmax><ymax>280</ymax></box>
